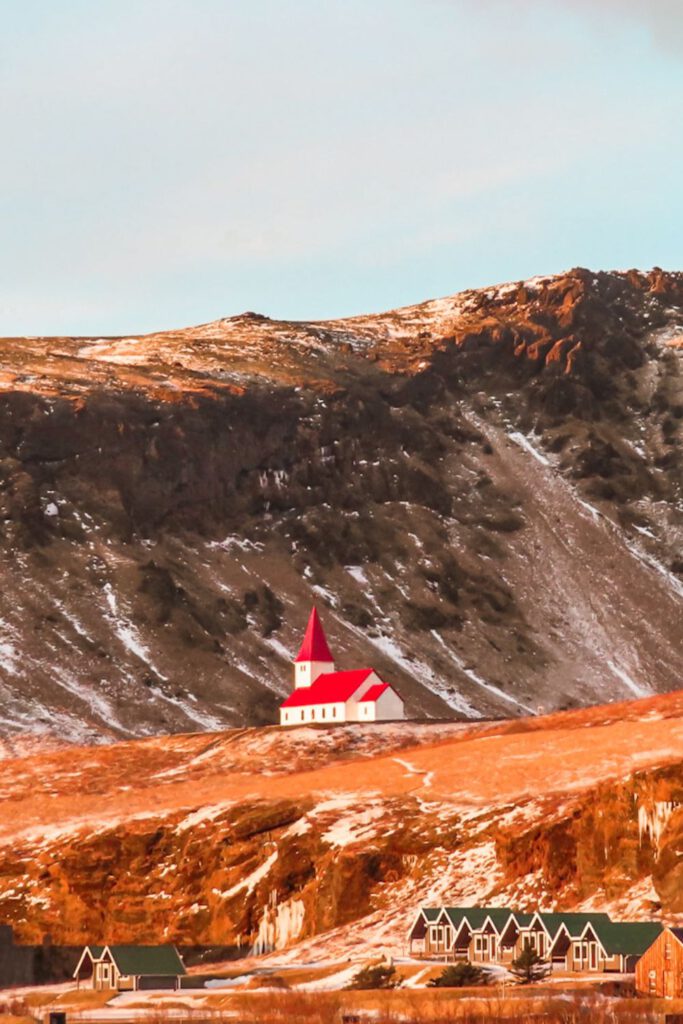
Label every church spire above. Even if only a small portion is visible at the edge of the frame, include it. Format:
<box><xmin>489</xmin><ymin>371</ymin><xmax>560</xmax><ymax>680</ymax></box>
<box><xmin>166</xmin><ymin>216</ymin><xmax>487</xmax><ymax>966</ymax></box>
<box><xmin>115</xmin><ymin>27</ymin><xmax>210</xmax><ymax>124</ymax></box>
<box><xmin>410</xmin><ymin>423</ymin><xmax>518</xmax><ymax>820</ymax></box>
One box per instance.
<box><xmin>293</xmin><ymin>607</ymin><xmax>335</xmax><ymax>688</ymax></box>
<box><xmin>295</xmin><ymin>607</ymin><xmax>334</xmax><ymax>663</ymax></box>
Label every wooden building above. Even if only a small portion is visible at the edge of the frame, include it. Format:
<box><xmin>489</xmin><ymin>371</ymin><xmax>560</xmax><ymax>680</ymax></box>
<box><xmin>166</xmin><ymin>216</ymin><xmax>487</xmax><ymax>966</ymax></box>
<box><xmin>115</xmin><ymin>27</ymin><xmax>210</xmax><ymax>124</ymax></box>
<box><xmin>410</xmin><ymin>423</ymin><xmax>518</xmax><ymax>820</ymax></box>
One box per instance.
<box><xmin>635</xmin><ymin>927</ymin><xmax>683</xmax><ymax>998</ymax></box>
<box><xmin>74</xmin><ymin>945</ymin><xmax>186</xmax><ymax>992</ymax></box>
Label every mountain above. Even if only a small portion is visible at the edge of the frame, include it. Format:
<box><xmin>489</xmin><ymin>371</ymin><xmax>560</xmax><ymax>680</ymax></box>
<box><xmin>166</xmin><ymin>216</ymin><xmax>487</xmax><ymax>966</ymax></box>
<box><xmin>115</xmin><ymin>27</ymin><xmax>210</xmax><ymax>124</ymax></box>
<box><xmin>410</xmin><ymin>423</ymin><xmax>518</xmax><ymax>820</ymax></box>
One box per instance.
<box><xmin>2</xmin><ymin>693</ymin><xmax>683</xmax><ymax>954</ymax></box>
<box><xmin>0</xmin><ymin>267</ymin><xmax>681</xmax><ymax>744</ymax></box>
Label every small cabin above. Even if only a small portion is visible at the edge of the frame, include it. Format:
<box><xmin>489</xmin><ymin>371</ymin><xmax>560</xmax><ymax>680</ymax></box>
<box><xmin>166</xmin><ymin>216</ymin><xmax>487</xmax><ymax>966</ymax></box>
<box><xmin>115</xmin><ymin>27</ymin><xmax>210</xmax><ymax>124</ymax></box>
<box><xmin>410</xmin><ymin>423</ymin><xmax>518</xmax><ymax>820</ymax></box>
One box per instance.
<box><xmin>74</xmin><ymin>944</ymin><xmax>186</xmax><ymax>992</ymax></box>
<box><xmin>635</xmin><ymin>926</ymin><xmax>683</xmax><ymax>997</ymax></box>
<box><xmin>406</xmin><ymin>908</ymin><xmax>441</xmax><ymax>956</ymax></box>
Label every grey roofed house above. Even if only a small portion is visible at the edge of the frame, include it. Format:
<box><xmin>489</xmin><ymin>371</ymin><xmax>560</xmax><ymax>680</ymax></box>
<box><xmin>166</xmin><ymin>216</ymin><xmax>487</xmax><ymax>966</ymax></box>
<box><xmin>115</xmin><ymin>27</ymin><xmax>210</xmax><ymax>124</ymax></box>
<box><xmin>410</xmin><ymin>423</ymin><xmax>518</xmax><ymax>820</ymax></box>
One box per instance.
<box><xmin>74</xmin><ymin>944</ymin><xmax>186</xmax><ymax>992</ymax></box>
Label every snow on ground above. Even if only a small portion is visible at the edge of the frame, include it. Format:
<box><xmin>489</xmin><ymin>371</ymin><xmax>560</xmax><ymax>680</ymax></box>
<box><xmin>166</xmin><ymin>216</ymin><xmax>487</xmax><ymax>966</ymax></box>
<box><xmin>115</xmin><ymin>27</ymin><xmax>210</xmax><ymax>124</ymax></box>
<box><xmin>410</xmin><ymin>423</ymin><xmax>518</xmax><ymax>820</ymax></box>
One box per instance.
<box><xmin>607</xmin><ymin>660</ymin><xmax>650</xmax><ymax>699</ymax></box>
<box><xmin>321</xmin><ymin>803</ymin><xmax>387</xmax><ymax>848</ymax></box>
<box><xmin>366</xmin><ymin>632</ymin><xmax>481</xmax><ymax>718</ymax></box>
<box><xmin>220</xmin><ymin>850</ymin><xmax>278</xmax><ymax>901</ymax></box>
<box><xmin>577</xmin><ymin>876</ymin><xmax>662</xmax><ymax>920</ymax></box>
<box><xmin>508</xmin><ymin>431</ymin><xmax>551</xmax><ymax>467</ymax></box>
<box><xmin>296</xmin><ymin>962</ymin><xmax>361</xmax><ymax>991</ymax></box>
<box><xmin>102</xmin><ymin>584</ymin><xmax>167</xmax><ymax>679</ymax></box>
<box><xmin>177</xmin><ymin>802</ymin><xmax>234</xmax><ymax>832</ymax></box>
<box><xmin>430</xmin><ymin>631</ymin><xmax>533</xmax><ymax>714</ymax></box>
<box><xmin>0</xmin><ymin>619</ymin><xmax>18</xmax><ymax>675</ymax></box>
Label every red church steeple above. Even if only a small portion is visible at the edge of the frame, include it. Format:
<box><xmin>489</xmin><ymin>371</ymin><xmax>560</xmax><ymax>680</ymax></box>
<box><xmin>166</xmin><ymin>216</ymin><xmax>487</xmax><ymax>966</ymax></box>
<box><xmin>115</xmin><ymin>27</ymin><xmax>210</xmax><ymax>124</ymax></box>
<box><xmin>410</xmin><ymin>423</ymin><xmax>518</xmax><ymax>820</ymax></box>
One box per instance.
<box><xmin>295</xmin><ymin>607</ymin><xmax>334</xmax><ymax>663</ymax></box>
<box><xmin>293</xmin><ymin>607</ymin><xmax>335</xmax><ymax>688</ymax></box>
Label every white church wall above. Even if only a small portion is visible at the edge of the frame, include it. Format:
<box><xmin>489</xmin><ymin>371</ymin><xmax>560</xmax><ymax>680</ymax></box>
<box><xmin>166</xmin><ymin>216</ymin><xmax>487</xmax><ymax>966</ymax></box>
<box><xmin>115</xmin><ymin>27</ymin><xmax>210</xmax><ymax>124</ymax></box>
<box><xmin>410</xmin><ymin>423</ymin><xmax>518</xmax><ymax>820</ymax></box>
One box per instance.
<box><xmin>374</xmin><ymin>686</ymin><xmax>405</xmax><ymax>721</ymax></box>
<box><xmin>344</xmin><ymin>672</ymin><xmax>382</xmax><ymax>721</ymax></box>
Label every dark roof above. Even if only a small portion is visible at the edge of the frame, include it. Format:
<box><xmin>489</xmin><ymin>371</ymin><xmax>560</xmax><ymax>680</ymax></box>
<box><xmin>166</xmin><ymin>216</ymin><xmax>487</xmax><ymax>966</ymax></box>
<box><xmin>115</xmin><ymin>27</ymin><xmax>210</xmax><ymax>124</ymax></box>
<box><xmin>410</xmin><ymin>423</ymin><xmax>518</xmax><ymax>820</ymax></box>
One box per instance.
<box><xmin>592</xmin><ymin>921</ymin><xmax>663</xmax><ymax>956</ymax></box>
<box><xmin>670</xmin><ymin>927</ymin><xmax>683</xmax><ymax>945</ymax></box>
<box><xmin>442</xmin><ymin>907</ymin><xmax>513</xmax><ymax>933</ymax></box>
<box><xmin>87</xmin><ymin>945</ymin><xmax>105</xmax><ymax>959</ymax></box>
<box><xmin>499</xmin><ymin>912</ymin><xmax>534</xmax><ymax>933</ymax></box>
<box><xmin>106</xmin><ymin>945</ymin><xmax>186</xmax><ymax>977</ymax></box>
<box><xmin>538</xmin><ymin>912</ymin><xmax>612</xmax><ymax>938</ymax></box>
<box><xmin>421</xmin><ymin>908</ymin><xmax>442</xmax><ymax>922</ymax></box>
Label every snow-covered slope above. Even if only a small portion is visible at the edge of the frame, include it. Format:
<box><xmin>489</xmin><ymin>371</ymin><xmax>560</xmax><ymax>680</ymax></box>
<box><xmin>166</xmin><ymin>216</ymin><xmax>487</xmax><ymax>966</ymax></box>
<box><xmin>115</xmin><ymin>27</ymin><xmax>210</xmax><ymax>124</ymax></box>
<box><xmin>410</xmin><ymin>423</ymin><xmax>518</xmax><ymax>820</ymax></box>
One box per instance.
<box><xmin>0</xmin><ymin>267</ymin><xmax>681</xmax><ymax>741</ymax></box>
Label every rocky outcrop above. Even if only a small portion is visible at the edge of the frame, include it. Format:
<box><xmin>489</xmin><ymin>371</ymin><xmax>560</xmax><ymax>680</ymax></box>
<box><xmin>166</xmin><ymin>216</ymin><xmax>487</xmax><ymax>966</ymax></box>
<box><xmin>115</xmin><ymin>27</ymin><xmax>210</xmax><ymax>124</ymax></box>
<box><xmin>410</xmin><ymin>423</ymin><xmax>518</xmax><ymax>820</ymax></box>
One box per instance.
<box><xmin>4</xmin><ymin>697</ymin><xmax>683</xmax><ymax>954</ymax></box>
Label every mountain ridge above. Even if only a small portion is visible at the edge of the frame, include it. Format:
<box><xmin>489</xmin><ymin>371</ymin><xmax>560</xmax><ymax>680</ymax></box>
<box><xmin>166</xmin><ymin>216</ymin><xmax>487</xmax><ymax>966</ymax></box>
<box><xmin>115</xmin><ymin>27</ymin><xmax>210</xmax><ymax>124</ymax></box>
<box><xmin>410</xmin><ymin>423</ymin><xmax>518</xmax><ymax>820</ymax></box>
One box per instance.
<box><xmin>0</xmin><ymin>266</ymin><xmax>680</xmax><ymax>742</ymax></box>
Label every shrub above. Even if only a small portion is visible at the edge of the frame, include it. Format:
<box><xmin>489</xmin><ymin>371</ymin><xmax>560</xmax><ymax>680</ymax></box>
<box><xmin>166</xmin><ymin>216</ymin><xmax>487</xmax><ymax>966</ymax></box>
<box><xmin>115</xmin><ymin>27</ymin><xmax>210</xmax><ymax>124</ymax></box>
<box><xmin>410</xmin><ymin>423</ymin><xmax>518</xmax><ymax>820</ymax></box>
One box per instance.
<box><xmin>509</xmin><ymin>940</ymin><xmax>550</xmax><ymax>983</ymax></box>
<box><xmin>428</xmin><ymin>962</ymin><xmax>487</xmax><ymax>988</ymax></box>
<box><xmin>345</xmin><ymin>963</ymin><xmax>398</xmax><ymax>990</ymax></box>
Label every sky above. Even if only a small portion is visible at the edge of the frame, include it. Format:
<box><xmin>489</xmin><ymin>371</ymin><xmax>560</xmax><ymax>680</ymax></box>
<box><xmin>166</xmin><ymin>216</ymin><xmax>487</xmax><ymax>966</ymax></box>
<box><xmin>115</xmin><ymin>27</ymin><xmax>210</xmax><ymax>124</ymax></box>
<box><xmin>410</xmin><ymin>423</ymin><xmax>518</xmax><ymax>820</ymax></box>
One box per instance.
<box><xmin>0</xmin><ymin>0</ymin><xmax>682</xmax><ymax>334</ymax></box>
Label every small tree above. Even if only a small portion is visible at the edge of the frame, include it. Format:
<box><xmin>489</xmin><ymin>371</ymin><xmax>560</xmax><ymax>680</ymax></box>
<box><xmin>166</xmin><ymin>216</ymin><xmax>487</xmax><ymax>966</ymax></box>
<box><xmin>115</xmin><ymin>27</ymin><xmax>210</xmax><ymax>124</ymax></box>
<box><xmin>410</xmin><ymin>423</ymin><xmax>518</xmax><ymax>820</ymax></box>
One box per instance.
<box><xmin>346</xmin><ymin>963</ymin><xmax>398</xmax><ymax>990</ymax></box>
<box><xmin>428</xmin><ymin>962</ymin><xmax>487</xmax><ymax>988</ymax></box>
<box><xmin>509</xmin><ymin>941</ymin><xmax>550</xmax><ymax>984</ymax></box>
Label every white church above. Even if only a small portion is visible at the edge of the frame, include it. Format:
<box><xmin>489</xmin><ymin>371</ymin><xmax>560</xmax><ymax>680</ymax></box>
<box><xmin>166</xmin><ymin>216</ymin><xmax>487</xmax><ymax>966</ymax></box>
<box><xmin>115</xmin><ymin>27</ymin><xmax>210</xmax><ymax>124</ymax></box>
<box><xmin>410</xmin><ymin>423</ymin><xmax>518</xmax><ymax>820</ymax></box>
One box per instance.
<box><xmin>279</xmin><ymin>607</ymin><xmax>405</xmax><ymax>726</ymax></box>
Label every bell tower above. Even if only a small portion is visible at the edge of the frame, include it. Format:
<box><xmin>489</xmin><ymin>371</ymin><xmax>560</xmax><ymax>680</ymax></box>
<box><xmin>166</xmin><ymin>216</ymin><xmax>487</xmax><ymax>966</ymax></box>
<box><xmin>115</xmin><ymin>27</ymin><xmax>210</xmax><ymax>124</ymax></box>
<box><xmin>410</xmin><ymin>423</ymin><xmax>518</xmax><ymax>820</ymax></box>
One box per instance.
<box><xmin>294</xmin><ymin>607</ymin><xmax>335</xmax><ymax>688</ymax></box>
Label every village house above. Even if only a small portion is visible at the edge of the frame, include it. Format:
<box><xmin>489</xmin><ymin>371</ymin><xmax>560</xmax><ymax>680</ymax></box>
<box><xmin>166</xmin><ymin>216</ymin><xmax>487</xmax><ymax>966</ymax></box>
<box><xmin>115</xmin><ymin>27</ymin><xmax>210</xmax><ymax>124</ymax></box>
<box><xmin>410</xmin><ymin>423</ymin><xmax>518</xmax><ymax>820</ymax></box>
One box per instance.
<box><xmin>531</xmin><ymin>912</ymin><xmax>611</xmax><ymax>969</ymax></box>
<box><xmin>408</xmin><ymin>907</ymin><xmax>513</xmax><ymax>962</ymax></box>
<box><xmin>406</xmin><ymin>908</ymin><xmax>442</xmax><ymax>957</ymax></box>
<box><xmin>497</xmin><ymin>912</ymin><xmax>535</xmax><ymax>963</ymax></box>
<box><xmin>279</xmin><ymin>607</ymin><xmax>405</xmax><ymax>725</ymax></box>
<box><xmin>408</xmin><ymin>906</ymin><xmax>662</xmax><ymax>976</ymax></box>
<box><xmin>73</xmin><ymin>945</ymin><xmax>186</xmax><ymax>992</ymax></box>
<box><xmin>548</xmin><ymin>916</ymin><xmax>661</xmax><ymax>973</ymax></box>
<box><xmin>635</xmin><ymin>926</ymin><xmax>683</xmax><ymax>998</ymax></box>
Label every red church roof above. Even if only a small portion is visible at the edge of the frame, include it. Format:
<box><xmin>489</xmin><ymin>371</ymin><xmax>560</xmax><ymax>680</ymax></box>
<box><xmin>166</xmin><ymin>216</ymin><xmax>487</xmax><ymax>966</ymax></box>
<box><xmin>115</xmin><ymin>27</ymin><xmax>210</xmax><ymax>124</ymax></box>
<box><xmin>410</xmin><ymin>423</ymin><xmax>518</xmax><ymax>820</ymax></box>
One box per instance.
<box><xmin>295</xmin><ymin>607</ymin><xmax>334</xmax><ymax>663</ymax></box>
<box><xmin>281</xmin><ymin>668</ymin><xmax>375</xmax><ymax>707</ymax></box>
<box><xmin>358</xmin><ymin>682</ymin><xmax>388</xmax><ymax>702</ymax></box>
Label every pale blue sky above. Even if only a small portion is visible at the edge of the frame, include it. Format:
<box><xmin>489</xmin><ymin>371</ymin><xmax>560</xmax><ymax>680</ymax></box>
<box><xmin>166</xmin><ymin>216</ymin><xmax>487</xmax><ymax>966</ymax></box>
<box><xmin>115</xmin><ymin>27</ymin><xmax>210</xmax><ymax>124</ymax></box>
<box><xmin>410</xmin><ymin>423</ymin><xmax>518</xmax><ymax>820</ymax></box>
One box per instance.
<box><xmin>0</xmin><ymin>0</ymin><xmax>682</xmax><ymax>334</ymax></box>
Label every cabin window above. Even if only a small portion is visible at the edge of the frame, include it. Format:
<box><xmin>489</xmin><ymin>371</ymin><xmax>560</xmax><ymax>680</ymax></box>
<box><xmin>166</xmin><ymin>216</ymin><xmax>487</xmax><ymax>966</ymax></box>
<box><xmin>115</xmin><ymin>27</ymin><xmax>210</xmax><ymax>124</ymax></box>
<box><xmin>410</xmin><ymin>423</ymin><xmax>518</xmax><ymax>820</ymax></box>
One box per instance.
<box><xmin>333</xmin><ymin>707</ymin><xmax>337</xmax><ymax>718</ymax></box>
<box><xmin>666</xmin><ymin>939</ymin><xmax>672</xmax><ymax>959</ymax></box>
<box><xmin>322</xmin><ymin>708</ymin><xmax>326</xmax><ymax>719</ymax></box>
<box><xmin>300</xmin><ymin>710</ymin><xmax>305</xmax><ymax>721</ymax></box>
<box><xmin>649</xmin><ymin>969</ymin><xmax>657</xmax><ymax>994</ymax></box>
<box><xmin>475</xmin><ymin>937</ymin><xmax>482</xmax><ymax>953</ymax></box>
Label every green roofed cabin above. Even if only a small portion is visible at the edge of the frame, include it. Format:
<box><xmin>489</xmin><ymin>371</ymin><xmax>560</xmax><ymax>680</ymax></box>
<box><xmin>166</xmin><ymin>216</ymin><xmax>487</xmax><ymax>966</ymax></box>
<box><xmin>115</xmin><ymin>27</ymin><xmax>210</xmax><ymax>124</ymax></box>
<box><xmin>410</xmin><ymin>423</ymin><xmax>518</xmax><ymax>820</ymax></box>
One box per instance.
<box><xmin>408</xmin><ymin>907</ymin><xmax>513</xmax><ymax>962</ymax></box>
<box><xmin>74</xmin><ymin>945</ymin><xmax>186</xmax><ymax>992</ymax></box>
<box><xmin>407</xmin><ymin>908</ymin><xmax>442</xmax><ymax>956</ymax></box>
<box><xmin>547</xmin><ymin>916</ymin><xmax>662</xmax><ymax>973</ymax></box>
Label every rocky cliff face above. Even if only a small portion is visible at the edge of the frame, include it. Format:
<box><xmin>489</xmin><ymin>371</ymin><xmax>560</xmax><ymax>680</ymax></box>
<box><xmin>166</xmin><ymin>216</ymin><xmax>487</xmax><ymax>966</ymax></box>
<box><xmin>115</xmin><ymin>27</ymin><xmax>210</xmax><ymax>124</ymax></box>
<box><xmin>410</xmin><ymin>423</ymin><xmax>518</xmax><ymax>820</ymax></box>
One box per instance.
<box><xmin>0</xmin><ymin>268</ymin><xmax>681</xmax><ymax>742</ymax></box>
<box><xmin>3</xmin><ymin>694</ymin><xmax>683</xmax><ymax>955</ymax></box>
